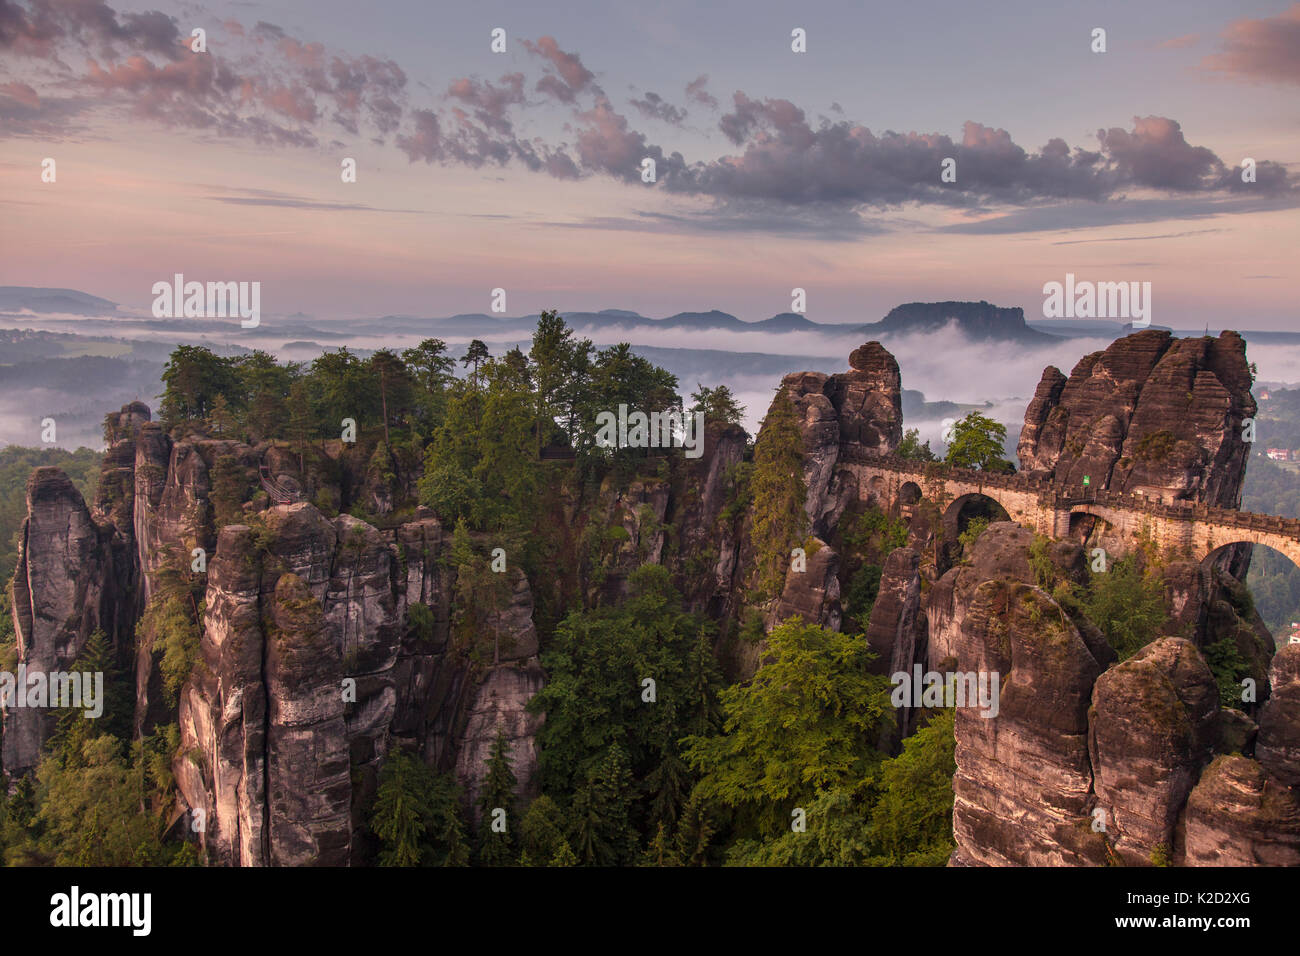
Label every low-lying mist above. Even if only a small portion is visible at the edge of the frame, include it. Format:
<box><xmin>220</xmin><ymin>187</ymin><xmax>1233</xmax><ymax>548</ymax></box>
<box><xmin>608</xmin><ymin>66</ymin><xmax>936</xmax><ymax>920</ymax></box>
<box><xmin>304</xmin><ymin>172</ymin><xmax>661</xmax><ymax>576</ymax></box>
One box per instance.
<box><xmin>3</xmin><ymin>312</ymin><xmax>1296</xmax><ymax>458</ymax></box>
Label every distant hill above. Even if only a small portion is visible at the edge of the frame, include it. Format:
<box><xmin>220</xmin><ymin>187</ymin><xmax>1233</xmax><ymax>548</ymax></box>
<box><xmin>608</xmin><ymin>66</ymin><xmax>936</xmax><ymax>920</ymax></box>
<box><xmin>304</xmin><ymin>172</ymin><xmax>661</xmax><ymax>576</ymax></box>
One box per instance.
<box><xmin>0</xmin><ymin>287</ymin><xmax>118</xmax><ymax>315</ymax></box>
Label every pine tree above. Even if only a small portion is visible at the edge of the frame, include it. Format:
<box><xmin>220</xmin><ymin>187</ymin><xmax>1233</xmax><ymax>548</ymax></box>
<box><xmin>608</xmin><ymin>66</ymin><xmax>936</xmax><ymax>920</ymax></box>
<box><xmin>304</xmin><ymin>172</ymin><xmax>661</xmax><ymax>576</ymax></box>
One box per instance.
<box><xmin>475</xmin><ymin>728</ymin><xmax>518</xmax><ymax>866</ymax></box>
<box><xmin>462</xmin><ymin>340</ymin><xmax>490</xmax><ymax>390</ymax></box>
<box><xmin>550</xmin><ymin>841</ymin><xmax>578</xmax><ymax>866</ymax></box>
<box><xmin>49</xmin><ymin>629</ymin><xmax>132</xmax><ymax>764</ymax></box>
<box><xmin>689</xmin><ymin>383</ymin><xmax>745</xmax><ymax>427</ymax></box>
<box><xmin>209</xmin><ymin>393</ymin><xmax>238</xmax><ymax>438</ymax></box>
<box><xmin>209</xmin><ymin>455</ymin><xmax>249</xmax><ymax>527</ymax></box>
<box><xmin>287</xmin><ymin>379</ymin><xmax>315</xmax><ymax>473</ymax></box>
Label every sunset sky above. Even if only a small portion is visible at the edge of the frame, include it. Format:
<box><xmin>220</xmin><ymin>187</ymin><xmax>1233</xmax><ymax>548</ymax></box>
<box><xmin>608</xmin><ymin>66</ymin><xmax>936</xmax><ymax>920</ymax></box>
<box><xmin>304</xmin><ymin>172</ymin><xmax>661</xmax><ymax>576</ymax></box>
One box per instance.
<box><xmin>1</xmin><ymin>0</ymin><xmax>1298</xmax><ymax>328</ymax></box>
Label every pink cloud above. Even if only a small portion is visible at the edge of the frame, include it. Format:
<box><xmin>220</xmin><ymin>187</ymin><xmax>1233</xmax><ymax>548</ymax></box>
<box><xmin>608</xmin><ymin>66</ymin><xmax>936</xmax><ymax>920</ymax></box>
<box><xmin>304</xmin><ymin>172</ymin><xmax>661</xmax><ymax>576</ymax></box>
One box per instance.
<box><xmin>1203</xmin><ymin>3</ymin><xmax>1300</xmax><ymax>84</ymax></box>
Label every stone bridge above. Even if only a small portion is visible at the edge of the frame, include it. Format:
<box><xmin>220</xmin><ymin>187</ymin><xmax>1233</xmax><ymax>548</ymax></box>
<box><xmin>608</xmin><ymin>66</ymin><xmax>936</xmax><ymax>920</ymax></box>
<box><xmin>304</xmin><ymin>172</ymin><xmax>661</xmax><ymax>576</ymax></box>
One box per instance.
<box><xmin>836</xmin><ymin>449</ymin><xmax>1300</xmax><ymax>570</ymax></box>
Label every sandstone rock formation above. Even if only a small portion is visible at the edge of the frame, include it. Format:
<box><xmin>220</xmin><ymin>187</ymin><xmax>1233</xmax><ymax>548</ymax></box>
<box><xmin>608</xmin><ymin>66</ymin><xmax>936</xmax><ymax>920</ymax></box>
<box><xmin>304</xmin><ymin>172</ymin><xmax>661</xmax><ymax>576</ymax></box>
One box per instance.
<box><xmin>1089</xmin><ymin>638</ymin><xmax>1217</xmax><ymax>865</ymax></box>
<box><xmin>2</xmin><ymin>402</ymin><xmax>555</xmax><ymax>865</ymax></box>
<box><xmin>772</xmin><ymin>342</ymin><xmax>902</xmax><ymax>536</ymax></box>
<box><xmin>3</xmin><ymin>468</ymin><xmax>123</xmax><ymax>773</ymax></box>
<box><xmin>1183</xmin><ymin>754</ymin><xmax>1300</xmax><ymax>865</ymax></box>
<box><xmin>1257</xmin><ymin>644</ymin><xmax>1300</xmax><ymax>786</ymax></box>
<box><xmin>950</xmin><ymin>580</ymin><xmax>1105</xmax><ymax>866</ymax></box>
<box><xmin>767</xmin><ymin>537</ymin><xmax>841</xmax><ymax>633</ymax></box>
<box><xmin>932</xmin><ymin>525</ymin><xmax>1297</xmax><ymax>867</ymax></box>
<box><xmin>1018</xmin><ymin>330</ymin><xmax>1256</xmax><ymax>507</ymax></box>
<box><xmin>172</xmin><ymin>501</ymin><xmax>546</xmax><ymax>865</ymax></box>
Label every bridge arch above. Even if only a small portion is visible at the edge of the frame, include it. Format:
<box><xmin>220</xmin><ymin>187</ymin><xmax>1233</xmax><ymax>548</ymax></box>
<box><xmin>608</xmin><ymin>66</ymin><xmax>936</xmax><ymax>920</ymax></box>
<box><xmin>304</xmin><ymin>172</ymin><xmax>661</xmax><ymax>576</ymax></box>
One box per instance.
<box><xmin>897</xmin><ymin>480</ymin><xmax>922</xmax><ymax>515</ymax></box>
<box><xmin>1067</xmin><ymin>507</ymin><xmax>1117</xmax><ymax>549</ymax></box>
<box><xmin>1200</xmin><ymin>538</ymin><xmax>1300</xmax><ymax>576</ymax></box>
<box><xmin>1200</xmin><ymin>540</ymin><xmax>1300</xmax><ymax>646</ymax></box>
<box><xmin>943</xmin><ymin>491</ymin><xmax>1011</xmax><ymax>544</ymax></box>
<box><xmin>1190</xmin><ymin>524</ymin><xmax>1300</xmax><ymax>574</ymax></box>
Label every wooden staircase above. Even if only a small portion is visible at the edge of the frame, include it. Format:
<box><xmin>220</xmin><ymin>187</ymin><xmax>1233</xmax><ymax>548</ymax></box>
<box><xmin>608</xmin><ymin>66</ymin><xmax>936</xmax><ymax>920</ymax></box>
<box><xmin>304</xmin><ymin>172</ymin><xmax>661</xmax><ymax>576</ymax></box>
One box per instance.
<box><xmin>259</xmin><ymin>464</ymin><xmax>301</xmax><ymax>504</ymax></box>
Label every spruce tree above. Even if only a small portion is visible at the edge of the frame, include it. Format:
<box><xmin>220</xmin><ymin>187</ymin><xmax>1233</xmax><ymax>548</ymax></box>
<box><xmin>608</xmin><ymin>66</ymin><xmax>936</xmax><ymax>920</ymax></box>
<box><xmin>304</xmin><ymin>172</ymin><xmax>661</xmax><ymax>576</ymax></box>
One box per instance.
<box><xmin>567</xmin><ymin>744</ymin><xmax>635</xmax><ymax>866</ymax></box>
<box><xmin>475</xmin><ymin>728</ymin><xmax>518</xmax><ymax>866</ymax></box>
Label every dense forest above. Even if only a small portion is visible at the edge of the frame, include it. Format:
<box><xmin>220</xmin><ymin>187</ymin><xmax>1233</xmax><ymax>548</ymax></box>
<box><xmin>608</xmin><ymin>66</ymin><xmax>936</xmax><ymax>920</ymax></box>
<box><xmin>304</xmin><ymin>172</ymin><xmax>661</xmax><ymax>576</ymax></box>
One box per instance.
<box><xmin>0</xmin><ymin>317</ymin><xmax>1295</xmax><ymax>866</ymax></box>
<box><xmin>0</xmin><ymin>313</ymin><xmax>963</xmax><ymax>866</ymax></box>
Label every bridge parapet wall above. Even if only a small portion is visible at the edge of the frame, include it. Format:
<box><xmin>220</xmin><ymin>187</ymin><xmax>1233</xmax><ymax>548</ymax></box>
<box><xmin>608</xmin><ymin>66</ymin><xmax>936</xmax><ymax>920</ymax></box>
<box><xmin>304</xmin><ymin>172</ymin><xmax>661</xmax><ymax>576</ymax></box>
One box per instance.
<box><xmin>837</xmin><ymin>452</ymin><xmax>1300</xmax><ymax>564</ymax></box>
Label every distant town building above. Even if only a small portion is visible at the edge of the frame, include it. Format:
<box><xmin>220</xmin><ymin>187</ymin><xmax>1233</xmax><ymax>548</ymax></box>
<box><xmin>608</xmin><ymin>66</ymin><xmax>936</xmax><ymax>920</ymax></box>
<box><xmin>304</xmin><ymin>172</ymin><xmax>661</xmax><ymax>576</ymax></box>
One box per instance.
<box><xmin>1258</xmin><ymin>388</ymin><xmax>1271</xmax><ymax>400</ymax></box>
<box><xmin>1266</xmin><ymin>448</ymin><xmax>1291</xmax><ymax>461</ymax></box>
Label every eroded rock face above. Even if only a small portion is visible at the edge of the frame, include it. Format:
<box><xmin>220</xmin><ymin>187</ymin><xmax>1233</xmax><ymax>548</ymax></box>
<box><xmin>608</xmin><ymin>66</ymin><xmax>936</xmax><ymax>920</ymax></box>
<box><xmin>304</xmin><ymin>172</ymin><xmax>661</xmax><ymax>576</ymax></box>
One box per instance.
<box><xmin>864</xmin><ymin>547</ymin><xmax>923</xmax><ymax>677</ymax></box>
<box><xmin>1257</xmin><ymin>645</ymin><xmax>1300</xmax><ymax>786</ymax></box>
<box><xmin>1017</xmin><ymin>330</ymin><xmax>1255</xmax><ymax>507</ymax></box>
<box><xmin>950</xmin><ymin>581</ymin><xmax>1105</xmax><ymax>866</ymax></box>
<box><xmin>177</xmin><ymin>523</ymin><xmax>268</xmax><ymax>866</ymax></box>
<box><xmin>265</xmin><ymin>574</ymin><xmax>351</xmax><ymax>866</ymax></box>
<box><xmin>1183</xmin><ymin>755</ymin><xmax>1300</xmax><ymax>866</ymax></box>
<box><xmin>1162</xmin><ymin>560</ymin><xmax>1275</xmax><ymax>710</ymax></box>
<box><xmin>169</xmin><ymin>497</ymin><xmax>548</xmax><ymax>865</ymax></box>
<box><xmin>925</xmin><ymin>523</ymin><xmax>1095</xmax><ymax>671</ymax></box>
<box><xmin>454</xmin><ymin>662</ymin><xmax>545</xmax><ymax>823</ymax></box>
<box><xmin>768</xmin><ymin>538</ymin><xmax>841</xmax><ymax>632</ymax></box>
<box><xmin>772</xmin><ymin>342</ymin><xmax>902</xmax><ymax>536</ymax></box>
<box><xmin>939</xmin><ymin>549</ymin><xmax>1298</xmax><ymax>866</ymax></box>
<box><xmin>3</xmin><ymin>468</ymin><xmax>121</xmax><ymax>773</ymax></box>
<box><xmin>1088</xmin><ymin>638</ymin><xmax>1217</xmax><ymax>865</ymax></box>
<box><xmin>176</xmin><ymin>507</ymin><xmax>386</xmax><ymax>866</ymax></box>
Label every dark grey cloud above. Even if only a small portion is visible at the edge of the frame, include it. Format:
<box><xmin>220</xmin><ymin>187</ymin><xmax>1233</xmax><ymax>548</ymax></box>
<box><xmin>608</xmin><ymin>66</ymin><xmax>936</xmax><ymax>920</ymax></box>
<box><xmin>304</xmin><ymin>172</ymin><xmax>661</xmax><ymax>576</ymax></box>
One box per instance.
<box><xmin>200</xmin><ymin>185</ymin><xmax>432</xmax><ymax>214</ymax></box>
<box><xmin>0</xmin><ymin>0</ymin><xmax>184</xmax><ymax>59</ymax></box>
<box><xmin>628</xmin><ymin>90</ymin><xmax>686</xmax><ymax>125</ymax></box>
<box><xmin>0</xmin><ymin>79</ymin><xmax>91</xmax><ymax>134</ymax></box>
<box><xmin>646</xmin><ymin>98</ymin><xmax>1295</xmax><ymax>222</ymax></box>
<box><xmin>1051</xmin><ymin>228</ymin><xmax>1224</xmax><ymax>245</ymax></box>
<box><xmin>684</xmin><ymin>74</ymin><xmax>716</xmax><ymax>109</ymax></box>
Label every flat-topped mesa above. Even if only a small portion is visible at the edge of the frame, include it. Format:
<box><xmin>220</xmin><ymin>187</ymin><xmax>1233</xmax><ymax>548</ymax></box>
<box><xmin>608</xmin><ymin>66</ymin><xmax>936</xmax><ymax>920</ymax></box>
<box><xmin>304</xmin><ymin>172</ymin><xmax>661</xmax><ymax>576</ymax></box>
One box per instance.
<box><xmin>857</xmin><ymin>300</ymin><xmax>1059</xmax><ymax>344</ymax></box>
<box><xmin>1017</xmin><ymin>329</ymin><xmax>1256</xmax><ymax>508</ymax></box>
